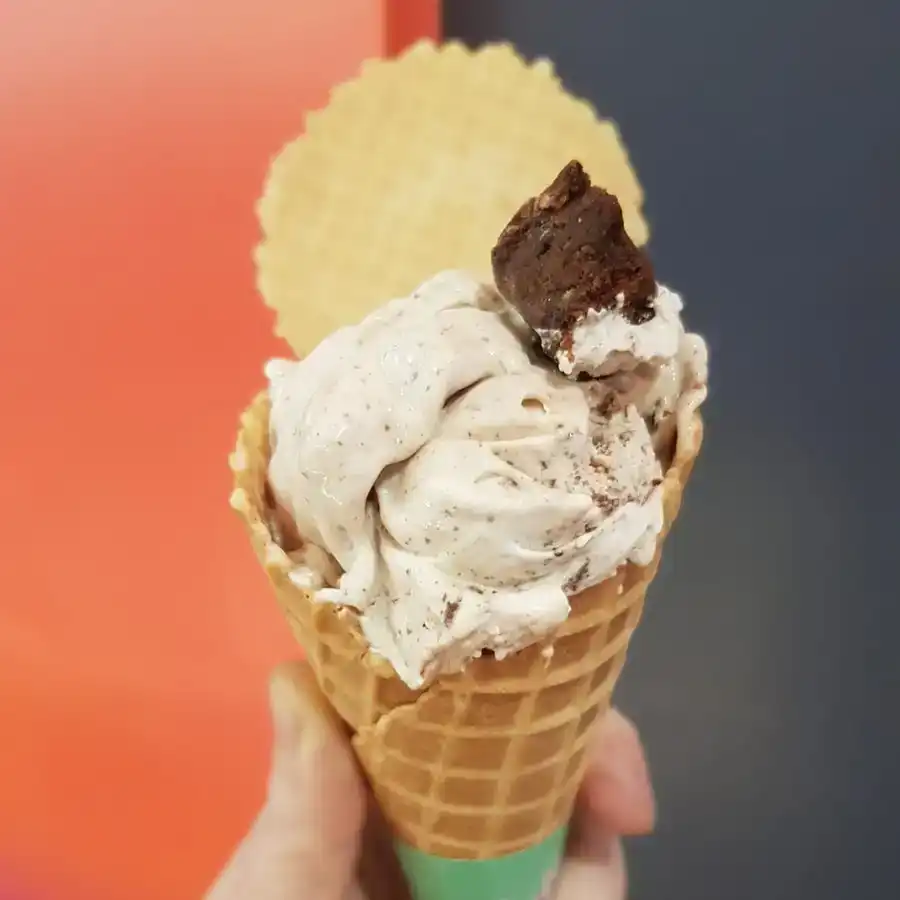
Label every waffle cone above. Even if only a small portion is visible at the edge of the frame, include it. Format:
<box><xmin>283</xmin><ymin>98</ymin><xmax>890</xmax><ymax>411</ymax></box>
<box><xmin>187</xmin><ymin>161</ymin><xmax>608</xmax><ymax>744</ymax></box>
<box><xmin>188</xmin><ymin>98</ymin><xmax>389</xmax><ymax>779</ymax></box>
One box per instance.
<box><xmin>230</xmin><ymin>395</ymin><xmax>702</xmax><ymax>858</ymax></box>
<box><xmin>255</xmin><ymin>40</ymin><xmax>649</xmax><ymax>358</ymax></box>
<box><xmin>239</xmin><ymin>38</ymin><xmax>700</xmax><ymax>864</ymax></box>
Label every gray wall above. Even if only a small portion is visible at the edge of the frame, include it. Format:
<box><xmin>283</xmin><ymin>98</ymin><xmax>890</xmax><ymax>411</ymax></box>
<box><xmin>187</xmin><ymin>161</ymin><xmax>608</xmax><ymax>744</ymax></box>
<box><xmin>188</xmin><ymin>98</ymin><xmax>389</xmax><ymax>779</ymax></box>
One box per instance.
<box><xmin>445</xmin><ymin>2</ymin><xmax>900</xmax><ymax>898</ymax></box>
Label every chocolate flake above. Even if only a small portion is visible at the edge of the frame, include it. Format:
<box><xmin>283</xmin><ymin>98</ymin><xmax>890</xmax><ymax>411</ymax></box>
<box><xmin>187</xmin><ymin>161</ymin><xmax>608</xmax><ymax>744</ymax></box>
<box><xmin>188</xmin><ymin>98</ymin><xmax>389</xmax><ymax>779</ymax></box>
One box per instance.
<box><xmin>443</xmin><ymin>597</ymin><xmax>461</xmax><ymax>627</ymax></box>
<box><xmin>565</xmin><ymin>560</ymin><xmax>591</xmax><ymax>595</ymax></box>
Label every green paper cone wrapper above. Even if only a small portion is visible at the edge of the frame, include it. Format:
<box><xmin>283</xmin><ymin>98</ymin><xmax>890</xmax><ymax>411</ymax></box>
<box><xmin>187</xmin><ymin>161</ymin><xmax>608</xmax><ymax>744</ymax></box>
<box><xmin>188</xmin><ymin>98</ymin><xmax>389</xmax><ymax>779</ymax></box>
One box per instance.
<box><xmin>396</xmin><ymin>827</ymin><xmax>568</xmax><ymax>900</ymax></box>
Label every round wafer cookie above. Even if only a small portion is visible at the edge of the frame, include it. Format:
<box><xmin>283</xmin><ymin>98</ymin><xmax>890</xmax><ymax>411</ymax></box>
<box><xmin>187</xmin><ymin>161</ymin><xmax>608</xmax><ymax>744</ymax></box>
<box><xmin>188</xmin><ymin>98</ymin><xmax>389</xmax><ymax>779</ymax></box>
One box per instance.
<box><xmin>256</xmin><ymin>40</ymin><xmax>649</xmax><ymax>356</ymax></box>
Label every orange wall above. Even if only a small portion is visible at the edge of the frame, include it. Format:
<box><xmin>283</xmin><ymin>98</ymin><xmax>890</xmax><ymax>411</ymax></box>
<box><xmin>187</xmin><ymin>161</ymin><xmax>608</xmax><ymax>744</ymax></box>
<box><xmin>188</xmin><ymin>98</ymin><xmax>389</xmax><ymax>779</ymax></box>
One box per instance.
<box><xmin>0</xmin><ymin>2</ymin><xmax>439</xmax><ymax>899</ymax></box>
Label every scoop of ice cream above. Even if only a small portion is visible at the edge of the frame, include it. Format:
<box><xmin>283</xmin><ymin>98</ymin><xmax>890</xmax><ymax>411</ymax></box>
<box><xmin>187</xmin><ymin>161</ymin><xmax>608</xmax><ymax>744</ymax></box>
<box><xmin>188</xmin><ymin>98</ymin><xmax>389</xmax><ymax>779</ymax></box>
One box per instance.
<box><xmin>643</xmin><ymin>323</ymin><xmax>709</xmax><ymax>458</ymax></box>
<box><xmin>491</xmin><ymin>160</ymin><xmax>708</xmax><ymax>440</ymax></box>
<box><xmin>266</xmin><ymin>270</ymin><xmax>664</xmax><ymax>688</ymax></box>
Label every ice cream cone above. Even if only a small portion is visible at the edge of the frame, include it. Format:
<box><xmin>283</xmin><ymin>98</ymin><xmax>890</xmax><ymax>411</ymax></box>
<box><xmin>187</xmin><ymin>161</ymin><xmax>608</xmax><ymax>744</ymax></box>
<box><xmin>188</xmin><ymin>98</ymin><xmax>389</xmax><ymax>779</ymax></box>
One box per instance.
<box><xmin>230</xmin><ymin>393</ymin><xmax>702</xmax><ymax>897</ymax></box>
<box><xmin>236</xmin><ymin>39</ymin><xmax>703</xmax><ymax>900</ymax></box>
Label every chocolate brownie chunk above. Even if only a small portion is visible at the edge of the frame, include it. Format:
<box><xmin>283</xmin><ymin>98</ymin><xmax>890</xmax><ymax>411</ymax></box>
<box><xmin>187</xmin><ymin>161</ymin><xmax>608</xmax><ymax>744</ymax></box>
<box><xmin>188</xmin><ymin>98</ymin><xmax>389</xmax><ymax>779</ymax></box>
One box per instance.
<box><xmin>491</xmin><ymin>161</ymin><xmax>657</xmax><ymax>354</ymax></box>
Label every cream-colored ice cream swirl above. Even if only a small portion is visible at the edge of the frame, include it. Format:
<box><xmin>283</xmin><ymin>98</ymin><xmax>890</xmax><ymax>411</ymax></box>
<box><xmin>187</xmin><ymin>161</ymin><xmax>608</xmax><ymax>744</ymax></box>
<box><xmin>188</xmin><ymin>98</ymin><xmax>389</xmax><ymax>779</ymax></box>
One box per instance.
<box><xmin>266</xmin><ymin>271</ymin><xmax>667</xmax><ymax>688</ymax></box>
<box><xmin>538</xmin><ymin>284</ymin><xmax>708</xmax><ymax>444</ymax></box>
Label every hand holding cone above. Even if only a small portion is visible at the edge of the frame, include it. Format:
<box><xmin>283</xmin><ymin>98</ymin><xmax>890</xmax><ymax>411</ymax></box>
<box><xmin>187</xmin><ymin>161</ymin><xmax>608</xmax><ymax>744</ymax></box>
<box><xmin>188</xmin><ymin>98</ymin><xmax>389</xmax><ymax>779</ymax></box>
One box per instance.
<box><xmin>205</xmin><ymin>659</ymin><xmax>656</xmax><ymax>900</ymax></box>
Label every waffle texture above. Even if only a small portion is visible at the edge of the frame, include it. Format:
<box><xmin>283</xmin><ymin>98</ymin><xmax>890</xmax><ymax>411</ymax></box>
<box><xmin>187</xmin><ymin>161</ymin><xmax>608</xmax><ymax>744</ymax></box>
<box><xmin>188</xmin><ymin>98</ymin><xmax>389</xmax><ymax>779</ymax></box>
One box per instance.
<box><xmin>230</xmin><ymin>395</ymin><xmax>702</xmax><ymax>859</ymax></box>
<box><xmin>255</xmin><ymin>40</ymin><xmax>649</xmax><ymax>358</ymax></box>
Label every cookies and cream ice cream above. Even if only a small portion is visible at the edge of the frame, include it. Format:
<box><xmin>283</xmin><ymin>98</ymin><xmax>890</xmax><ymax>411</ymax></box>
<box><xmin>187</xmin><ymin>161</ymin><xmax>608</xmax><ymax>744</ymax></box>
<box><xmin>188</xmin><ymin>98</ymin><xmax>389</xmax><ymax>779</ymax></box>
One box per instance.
<box><xmin>265</xmin><ymin>163</ymin><xmax>707</xmax><ymax>690</ymax></box>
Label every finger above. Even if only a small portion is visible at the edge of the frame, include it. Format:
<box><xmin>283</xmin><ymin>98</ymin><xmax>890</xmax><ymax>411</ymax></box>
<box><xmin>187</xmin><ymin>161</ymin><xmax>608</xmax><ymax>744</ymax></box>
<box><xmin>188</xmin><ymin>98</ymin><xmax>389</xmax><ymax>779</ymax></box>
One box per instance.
<box><xmin>265</xmin><ymin>661</ymin><xmax>365</xmax><ymax>852</ymax></box>
<box><xmin>554</xmin><ymin>839</ymin><xmax>627</xmax><ymax>900</ymax></box>
<box><xmin>205</xmin><ymin>661</ymin><xmax>365</xmax><ymax>900</ymax></box>
<box><xmin>578</xmin><ymin>708</ymin><xmax>655</xmax><ymax>837</ymax></box>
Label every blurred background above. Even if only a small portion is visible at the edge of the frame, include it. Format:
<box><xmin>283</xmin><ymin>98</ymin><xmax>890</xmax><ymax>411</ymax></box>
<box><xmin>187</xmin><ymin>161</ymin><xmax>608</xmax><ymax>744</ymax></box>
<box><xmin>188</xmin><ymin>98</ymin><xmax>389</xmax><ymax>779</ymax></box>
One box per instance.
<box><xmin>1</xmin><ymin>1</ymin><xmax>898</xmax><ymax>898</ymax></box>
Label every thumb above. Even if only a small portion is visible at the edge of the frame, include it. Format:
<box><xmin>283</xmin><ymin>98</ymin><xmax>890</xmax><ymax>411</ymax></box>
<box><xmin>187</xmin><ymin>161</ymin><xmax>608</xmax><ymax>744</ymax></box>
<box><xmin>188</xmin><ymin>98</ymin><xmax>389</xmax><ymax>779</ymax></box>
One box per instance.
<box><xmin>206</xmin><ymin>661</ymin><xmax>366</xmax><ymax>900</ymax></box>
<box><xmin>266</xmin><ymin>662</ymin><xmax>366</xmax><ymax>870</ymax></box>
